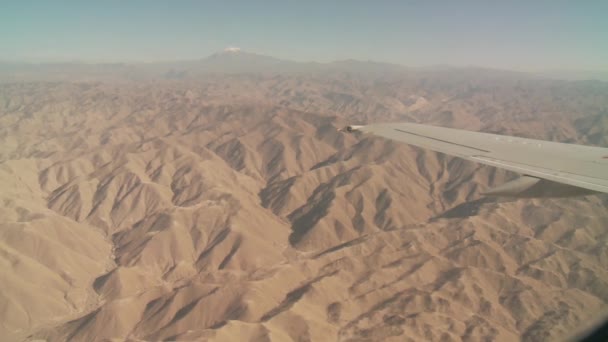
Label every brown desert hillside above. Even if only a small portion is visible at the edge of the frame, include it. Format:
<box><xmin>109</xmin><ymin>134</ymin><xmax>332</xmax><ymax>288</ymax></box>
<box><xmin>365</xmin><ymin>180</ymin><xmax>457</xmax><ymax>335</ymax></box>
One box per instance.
<box><xmin>0</xmin><ymin>70</ymin><xmax>607</xmax><ymax>341</ymax></box>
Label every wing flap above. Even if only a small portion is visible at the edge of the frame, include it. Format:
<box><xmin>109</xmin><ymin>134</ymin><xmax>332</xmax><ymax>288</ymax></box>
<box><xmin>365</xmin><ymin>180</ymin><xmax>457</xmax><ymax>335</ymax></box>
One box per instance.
<box><xmin>471</xmin><ymin>156</ymin><xmax>608</xmax><ymax>193</ymax></box>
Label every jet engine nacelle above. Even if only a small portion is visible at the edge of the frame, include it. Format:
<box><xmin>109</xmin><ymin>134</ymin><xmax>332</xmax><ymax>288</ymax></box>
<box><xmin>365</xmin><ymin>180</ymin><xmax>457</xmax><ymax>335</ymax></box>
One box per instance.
<box><xmin>339</xmin><ymin>125</ymin><xmax>363</xmax><ymax>133</ymax></box>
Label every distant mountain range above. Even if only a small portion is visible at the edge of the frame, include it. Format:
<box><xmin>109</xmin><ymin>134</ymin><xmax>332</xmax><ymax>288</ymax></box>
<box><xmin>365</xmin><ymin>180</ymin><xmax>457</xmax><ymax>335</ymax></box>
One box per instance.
<box><xmin>1</xmin><ymin>49</ymin><xmax>607</xmax><ymax>82</ymax></box>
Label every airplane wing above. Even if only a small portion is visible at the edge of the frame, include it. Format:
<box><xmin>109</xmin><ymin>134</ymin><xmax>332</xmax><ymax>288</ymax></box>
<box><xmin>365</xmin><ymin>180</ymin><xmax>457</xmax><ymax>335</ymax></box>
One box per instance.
<box><xmin>342</xmin><ymin>122</ymin><xmax>608</xmax><ymax>196</ymax></box>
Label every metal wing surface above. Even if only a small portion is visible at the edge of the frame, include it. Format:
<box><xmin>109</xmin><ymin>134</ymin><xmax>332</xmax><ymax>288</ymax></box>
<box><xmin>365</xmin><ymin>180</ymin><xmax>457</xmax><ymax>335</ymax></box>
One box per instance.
<box><xmin>347</xmin><ymin>122</ymin><xmax>608</xmax><ymax>194</ymax></box>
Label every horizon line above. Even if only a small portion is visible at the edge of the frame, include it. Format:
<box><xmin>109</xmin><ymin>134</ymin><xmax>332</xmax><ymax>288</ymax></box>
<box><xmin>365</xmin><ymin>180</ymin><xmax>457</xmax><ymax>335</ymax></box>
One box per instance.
<box><xmin>1</xmin><ymin>49</ymin><xmax>608</xmax><ymax>75</ymax></box>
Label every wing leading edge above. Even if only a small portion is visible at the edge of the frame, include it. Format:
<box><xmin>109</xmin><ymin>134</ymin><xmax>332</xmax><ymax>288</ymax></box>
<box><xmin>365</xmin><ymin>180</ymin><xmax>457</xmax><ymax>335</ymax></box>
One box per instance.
<box><xmin>342</xmin><ymin>122</ymin><xmax>608</xmax><ymax>195</ymax></box>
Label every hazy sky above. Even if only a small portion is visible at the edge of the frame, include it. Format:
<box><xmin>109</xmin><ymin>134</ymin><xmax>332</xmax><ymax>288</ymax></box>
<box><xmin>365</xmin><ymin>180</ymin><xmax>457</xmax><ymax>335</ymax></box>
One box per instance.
<box><xmin>1</xmin><ymin>1</ymin><xmax>607</xmax><ymax>70</ymax></box>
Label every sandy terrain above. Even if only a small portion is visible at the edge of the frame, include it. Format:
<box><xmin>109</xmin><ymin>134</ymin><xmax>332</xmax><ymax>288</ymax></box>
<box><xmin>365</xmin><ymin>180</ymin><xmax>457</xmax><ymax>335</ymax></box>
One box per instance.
<box><xmin>1</xmin><ymin>66</ymin><xmax>607</xmax><ymax>341</ymax></box>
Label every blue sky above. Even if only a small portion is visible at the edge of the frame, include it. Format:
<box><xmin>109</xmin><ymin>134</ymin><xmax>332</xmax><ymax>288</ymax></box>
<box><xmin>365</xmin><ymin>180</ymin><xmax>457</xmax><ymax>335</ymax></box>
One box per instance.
<box><xmin>1</xmin><ymin>1</ymin><xmax>607</xmax><ymax>70</ymax></box>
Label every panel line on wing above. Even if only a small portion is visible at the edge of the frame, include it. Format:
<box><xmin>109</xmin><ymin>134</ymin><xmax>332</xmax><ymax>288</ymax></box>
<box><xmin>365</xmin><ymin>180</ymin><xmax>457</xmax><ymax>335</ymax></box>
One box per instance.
<box><xmin>393</xmin><ymin>128</ymin><xmax>491</xmax><ymax>153</ymax></box>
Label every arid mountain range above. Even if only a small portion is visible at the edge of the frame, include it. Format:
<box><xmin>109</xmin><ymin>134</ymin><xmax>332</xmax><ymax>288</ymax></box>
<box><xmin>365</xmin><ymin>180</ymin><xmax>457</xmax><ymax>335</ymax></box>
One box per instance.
<box><xmin>1</xmin><ymin>52</ymin><xmax>608</xmax><ymax>341</ymax></box>
<box><xmin>2</xmin><ymin>49</ymin><xmax>608</xmax><ymax>82</ymax></box>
